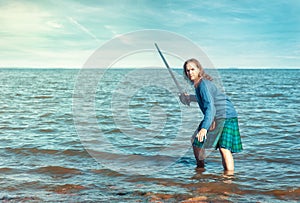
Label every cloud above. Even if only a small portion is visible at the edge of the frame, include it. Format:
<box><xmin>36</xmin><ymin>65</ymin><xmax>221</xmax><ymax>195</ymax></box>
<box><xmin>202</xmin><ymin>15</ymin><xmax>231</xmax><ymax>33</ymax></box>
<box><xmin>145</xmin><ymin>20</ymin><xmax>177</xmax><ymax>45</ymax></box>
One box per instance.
<box><xmin>0</xmin><ymin>1</ymin><xmax>59</xmax><ymax>34</ymax></box>
<box><xmin>68</xmin><ymin>17</ymin><xmax>100</xmax><ymax>43</ymax></box>
<box><xmin>0</xmin><ymin>0</ymin><xmax>300</xmax><ymax>68</ymax></box>
<box><xmin>46</xmin><ymin>20</ymin><xmax>63</xmax><ymax>29</ymax></box>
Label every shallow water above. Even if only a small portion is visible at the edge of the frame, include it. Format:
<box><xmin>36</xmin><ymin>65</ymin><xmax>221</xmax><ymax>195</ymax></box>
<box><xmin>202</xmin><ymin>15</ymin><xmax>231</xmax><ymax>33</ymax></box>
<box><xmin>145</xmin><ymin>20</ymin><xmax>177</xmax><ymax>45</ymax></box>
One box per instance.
<box><xmin>0</xmin><ymin>68</ymin><xmax>299</xmax><ymax>202</ymax></box>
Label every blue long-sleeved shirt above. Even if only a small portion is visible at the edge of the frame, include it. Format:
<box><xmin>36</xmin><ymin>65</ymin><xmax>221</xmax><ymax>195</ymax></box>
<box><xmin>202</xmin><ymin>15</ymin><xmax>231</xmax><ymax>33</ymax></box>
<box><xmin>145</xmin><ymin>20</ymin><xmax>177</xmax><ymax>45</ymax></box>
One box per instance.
<box><xmin>195</xmin><ymin>79</ymin><xmax>237</xmax><ymax>130</ymax></box>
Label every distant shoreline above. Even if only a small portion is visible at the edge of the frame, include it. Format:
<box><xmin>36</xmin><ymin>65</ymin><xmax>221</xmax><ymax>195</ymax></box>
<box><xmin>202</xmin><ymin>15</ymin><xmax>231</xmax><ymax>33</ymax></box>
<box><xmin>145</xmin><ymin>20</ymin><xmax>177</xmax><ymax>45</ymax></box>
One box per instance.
<box><xmin>0</xmin><ymin>67</ymin><xmax>299</xmax><ymax>70</ymax></box>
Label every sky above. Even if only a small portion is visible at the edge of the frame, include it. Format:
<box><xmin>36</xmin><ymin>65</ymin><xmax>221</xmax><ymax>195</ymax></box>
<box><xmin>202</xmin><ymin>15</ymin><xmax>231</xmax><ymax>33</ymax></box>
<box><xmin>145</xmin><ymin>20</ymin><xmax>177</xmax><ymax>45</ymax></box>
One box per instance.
<box><xmin>1</xmin><ymin>0</ymin><xmax>300</xmax><ymax>68</ymax></box>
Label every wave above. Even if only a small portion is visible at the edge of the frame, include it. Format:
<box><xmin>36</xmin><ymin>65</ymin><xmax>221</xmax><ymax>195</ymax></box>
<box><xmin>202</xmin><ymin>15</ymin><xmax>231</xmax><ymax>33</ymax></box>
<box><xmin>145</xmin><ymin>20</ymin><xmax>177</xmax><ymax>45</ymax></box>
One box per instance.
<box><xmin>0</xmin><ymin>196</ymin><xmax>42</xmax><ymax>202</ymax></box>
<box><xmin>263</xmin><ymin>188</ymin><xmax>300</xmax><ymax>200</ymax></box>
<box><xmin>258</xmin><ymin>93</ymin><xmax>284</xmax><ymax>98</ymax></box>
<box><xmin>0</xmin><ymin>167</ymin><xmax>14</xmax><ymax>173</ymax></box>
<box><xmin>39</xmin><ymin>113</ymin><xmax>53</xmax><ymax>118</ymax></box>
<box><xmin>38</xmin><ymin>128</ymin><xmax>55</xmax><ymax>133</ymax></box>
<box><xmin>33</xmin><ymin>95</ymin><xmax>54</xmax><ymax>99</ymax></box>
<box><xmin>32</xmin><ymin>166</ymin><xmax>82</xmax><ymax>176</ymax></box>
<box><xmin>4</xmin><ymin>147</ymin><xmax>89</xmax><ymax>157</ymax></box>
<box><xmin>38</xmin><ymin>183</ymin><xmax>87</xmax><ymax>195</ymax></box>
<box><xmin>141</xmin><ymin>186</ymin><xmax>300</xmax><ymax>202</ymax></box>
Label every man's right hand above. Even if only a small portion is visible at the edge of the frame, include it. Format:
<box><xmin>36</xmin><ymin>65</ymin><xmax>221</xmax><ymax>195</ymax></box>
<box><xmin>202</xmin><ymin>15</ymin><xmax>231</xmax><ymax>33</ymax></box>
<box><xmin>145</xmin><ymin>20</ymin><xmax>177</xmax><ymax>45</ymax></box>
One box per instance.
<box><xmin>179</xmin><ymin>93</ymin><xmax>191</xmax><ymax>106</ymax></box>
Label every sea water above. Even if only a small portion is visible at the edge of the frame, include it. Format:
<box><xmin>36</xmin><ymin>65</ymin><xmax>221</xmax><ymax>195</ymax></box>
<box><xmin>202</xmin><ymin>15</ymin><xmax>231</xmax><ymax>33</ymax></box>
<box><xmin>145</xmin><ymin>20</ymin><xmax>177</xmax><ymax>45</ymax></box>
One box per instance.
<box><xmin>0</xmin><ymin>68</ymin><xmax>299</xmax><ymax>202</ymax></box>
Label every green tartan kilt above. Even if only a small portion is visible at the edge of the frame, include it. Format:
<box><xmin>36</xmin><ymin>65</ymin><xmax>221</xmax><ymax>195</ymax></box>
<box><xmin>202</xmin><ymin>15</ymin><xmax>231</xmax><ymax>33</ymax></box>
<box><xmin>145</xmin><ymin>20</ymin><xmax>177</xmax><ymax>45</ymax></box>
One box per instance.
<box><xmin>192</xmin><ymin>117</ymin><xmax>243</xmax><ymax>153</ymax></box>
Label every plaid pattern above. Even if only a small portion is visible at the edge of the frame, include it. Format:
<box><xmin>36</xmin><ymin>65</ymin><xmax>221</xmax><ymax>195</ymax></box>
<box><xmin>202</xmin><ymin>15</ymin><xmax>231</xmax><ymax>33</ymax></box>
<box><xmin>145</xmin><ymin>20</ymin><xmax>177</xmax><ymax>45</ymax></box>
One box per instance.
<box><xmin>193</xmin><ymin>117</ymin><xmax>243</xmax><ymax>153</ymax></box>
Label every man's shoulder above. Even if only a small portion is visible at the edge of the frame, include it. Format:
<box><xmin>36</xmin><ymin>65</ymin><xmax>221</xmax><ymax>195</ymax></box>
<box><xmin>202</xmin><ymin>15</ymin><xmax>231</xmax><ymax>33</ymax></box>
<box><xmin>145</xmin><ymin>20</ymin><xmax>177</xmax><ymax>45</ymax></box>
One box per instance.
<box><xmin>200</xmin><ymin>79</ymin><xmax>214</xmax><ymax>88</ymax></box>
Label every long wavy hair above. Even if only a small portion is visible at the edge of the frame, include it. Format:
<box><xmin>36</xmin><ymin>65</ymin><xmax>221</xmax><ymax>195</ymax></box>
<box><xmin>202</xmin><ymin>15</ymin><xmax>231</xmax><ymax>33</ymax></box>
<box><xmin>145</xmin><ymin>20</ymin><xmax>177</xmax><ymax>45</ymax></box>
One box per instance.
<box><xmin>183</xmin><ymin>58</ymin><xmax>213</xmax><ymax>82</ymax></box>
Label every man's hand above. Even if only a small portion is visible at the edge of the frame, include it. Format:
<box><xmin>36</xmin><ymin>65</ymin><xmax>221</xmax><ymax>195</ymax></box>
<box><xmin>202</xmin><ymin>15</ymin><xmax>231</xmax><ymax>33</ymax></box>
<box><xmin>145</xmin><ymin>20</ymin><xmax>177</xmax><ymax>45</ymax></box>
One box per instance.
<box><xmin>197</xmin><ymin>128</ymin><xmax>207</xmax><ymax>142</ymax></box>
<box><xmin>179</xmin><ymin>93</ymin><xmax>191</xmax><ymax>106</ymax></box>
<box><xmin>209</xmin><ymin>120</ymin><xmax>216</xmax><ymax>131</ymax></box>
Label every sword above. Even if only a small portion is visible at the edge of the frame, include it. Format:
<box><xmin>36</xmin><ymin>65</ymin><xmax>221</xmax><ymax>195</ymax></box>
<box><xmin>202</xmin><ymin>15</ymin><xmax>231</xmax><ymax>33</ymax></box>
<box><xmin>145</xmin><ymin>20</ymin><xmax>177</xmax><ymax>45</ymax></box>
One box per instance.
<box><xmin>154</xmin><ymin>43</ymin><xmax>190</xmax><ymax>106</ymax></box>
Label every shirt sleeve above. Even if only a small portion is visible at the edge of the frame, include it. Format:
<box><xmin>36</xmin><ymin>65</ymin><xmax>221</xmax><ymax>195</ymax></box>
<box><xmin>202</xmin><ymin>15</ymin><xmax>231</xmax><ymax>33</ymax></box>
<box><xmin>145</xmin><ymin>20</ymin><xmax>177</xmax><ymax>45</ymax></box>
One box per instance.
<box><xmin>200</xmin><ymin>81</ymin><xmax>216</xmax><ymax>130</ymax></box>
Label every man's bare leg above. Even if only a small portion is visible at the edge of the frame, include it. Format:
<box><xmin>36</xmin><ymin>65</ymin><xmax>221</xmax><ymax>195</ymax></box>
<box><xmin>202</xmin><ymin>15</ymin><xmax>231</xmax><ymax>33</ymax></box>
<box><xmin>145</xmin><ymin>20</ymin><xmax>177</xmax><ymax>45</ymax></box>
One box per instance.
<box><xmin>193</xmin><ymin>146</ymin><xmax>205</xmax><ymax>168</ymax></box>
<box><xmin>219</xmin><ymin>147</ymin><xmax>234</xmax><ymax>172</ymax></box>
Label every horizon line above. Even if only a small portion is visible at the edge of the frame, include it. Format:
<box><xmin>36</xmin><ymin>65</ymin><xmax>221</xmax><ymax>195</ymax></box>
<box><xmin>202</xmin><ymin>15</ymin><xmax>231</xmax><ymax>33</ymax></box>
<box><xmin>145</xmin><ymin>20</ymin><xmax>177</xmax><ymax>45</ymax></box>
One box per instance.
<box><xmin>0</xmin><ymin>66</ymin><xmax>300</xmax><ymax>70</ymax></box>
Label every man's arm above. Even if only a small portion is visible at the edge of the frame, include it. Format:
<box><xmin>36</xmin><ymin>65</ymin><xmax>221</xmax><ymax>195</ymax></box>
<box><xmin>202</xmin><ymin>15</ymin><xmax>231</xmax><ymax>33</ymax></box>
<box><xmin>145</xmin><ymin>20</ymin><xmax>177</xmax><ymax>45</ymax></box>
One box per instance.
<box><xmin>179</xmin><ymin>93</ymin><xmax>197</xmax><ymax>105</ymax></box>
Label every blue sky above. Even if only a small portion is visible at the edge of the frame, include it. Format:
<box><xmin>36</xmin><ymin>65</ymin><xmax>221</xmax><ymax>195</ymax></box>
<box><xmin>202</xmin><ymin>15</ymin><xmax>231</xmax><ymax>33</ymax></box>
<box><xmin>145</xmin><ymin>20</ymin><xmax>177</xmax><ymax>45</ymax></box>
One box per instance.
<box><xmin>1</xmin><ymin>0</ymin><xmax>300</xmax><ymax>68</ymax></box>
